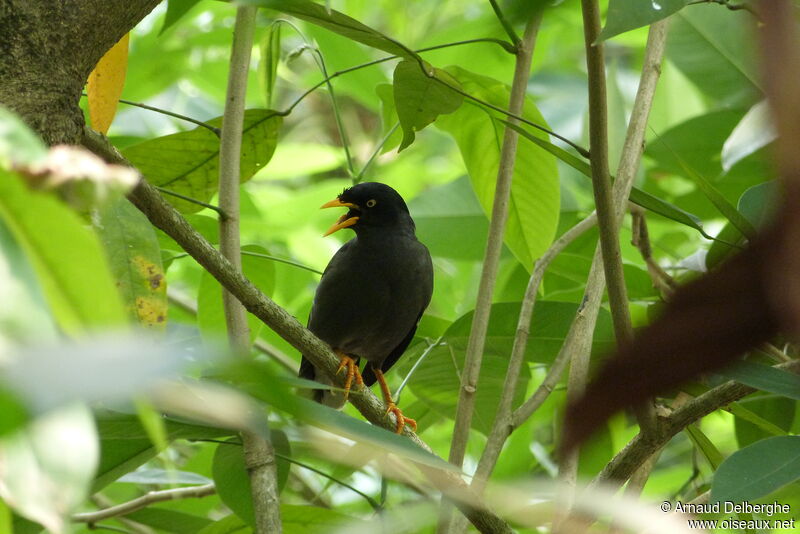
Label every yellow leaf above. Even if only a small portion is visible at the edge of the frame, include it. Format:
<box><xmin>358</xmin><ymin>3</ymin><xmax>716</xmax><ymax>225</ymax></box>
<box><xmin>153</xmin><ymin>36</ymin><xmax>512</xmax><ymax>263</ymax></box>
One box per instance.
<box><xmin>87</xmin><ymin>33</ymin><xmax>130</xmax><ymax>134</ymax></box>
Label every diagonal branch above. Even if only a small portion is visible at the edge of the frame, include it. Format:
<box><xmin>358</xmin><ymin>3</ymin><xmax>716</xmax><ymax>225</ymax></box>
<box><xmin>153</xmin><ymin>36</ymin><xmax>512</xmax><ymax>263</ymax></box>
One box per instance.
<box><xmin>81</xmin><ymin>129</ymin><xmax>513</xmax><ymax>534</ymax></box>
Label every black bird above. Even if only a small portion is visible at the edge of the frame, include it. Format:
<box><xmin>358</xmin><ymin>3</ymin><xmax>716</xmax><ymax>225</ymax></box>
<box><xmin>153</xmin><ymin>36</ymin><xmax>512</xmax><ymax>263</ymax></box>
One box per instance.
<box><xmin>299</xmin><ymin>182</ymin><xmax>433</xmax><ymax>433</ymax></box>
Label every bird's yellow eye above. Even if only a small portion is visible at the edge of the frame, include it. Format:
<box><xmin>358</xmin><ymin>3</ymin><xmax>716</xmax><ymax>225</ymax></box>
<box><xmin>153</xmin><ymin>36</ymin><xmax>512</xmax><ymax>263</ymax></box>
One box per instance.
<box><xmin>366</xmin><ymin>199</ymin><xmax>377</xmax><ymax>208</ymax></box>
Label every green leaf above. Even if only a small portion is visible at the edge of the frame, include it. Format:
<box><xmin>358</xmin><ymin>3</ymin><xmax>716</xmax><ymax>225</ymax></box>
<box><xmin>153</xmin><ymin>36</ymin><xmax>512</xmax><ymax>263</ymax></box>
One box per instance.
<box><xmin>667</xmin><ymin>4</ymin><xmax>760</xmax><ymax>105</ymax></box>
<box><xmin>409</xmin><ymin>176</ymin><xmax>489</xmax><ymax>260</ymax></box>
<box><xmin>393</xmin><ymin>60</ymin><xmax>463</xmax><ymax>151</ymax></box>
<box><xmin>282</xmin><ymin>504</ymin><xmax>363</xmax><ymax>533</ymax></box>
<box><xmin>198</xmin><ymin>514</ymin><xmax>249</xmax><ymax>534</ymax></box>
<box><xmin>685</xmin><ymin>425</ymin><xmax>725</xmax><ymax>470</ymax></box>
<box><xmin>125</xmin><ymin>507</ymin><xmax>213</xmax><ymax>534</ymax></box>
<box><xmin>259</xmin><ymin>22</ymin><xmax>282</xmax><ymax>107</ymax></box>
<box><xmin>0</xmin><ymin>388</ymin><xmax>28</xmax><ymax>438</ymax></box>
<box><xmin>711</xmin><ymin>436</ymin><xmax>800</xmax><ymax>504</ymax></box>
<box><xmin>0</xmin><ymin>170</ymin><xmax>127</xmax><ymax>333</ymax></box>
<box><xmin>245</xmin><ymin>0</ymin><xmax>416</xmax><ymax>58</ymax></box>
<box><xmin>436</xmin><ymin>67</ymin><xmax>560</xmax><ymax>268</ymax></box>
<box><xmin>212</xmin><ymin>439</ymin><xmax>256</xmax><ymax>527</ymax></box>
<box><xmin>159</xmin><ymin>0</ymin><xmax>203</xmax><ymax>35</ymax></box>
<box><xmin>197</xmin><ymin>244</ymin><xmax>276</xmax><ymax>343</ymax></box>
<box><xmin>599</xmin><ymin>0</ymin><xmax>690</xmax><ymax>41</ymax></box>
<box><xmin>406</xmin><ymin>301</ymin><xmax>614</xmax><ymax>434</ymax></box>
<box><xmin>93</xmin><ymin>411</ymin><xmax>234</xmax><ymax>491</ymax></box>
<box><xmin>122</xmin><ymin>110</ymin><xmax>281</xmax><ymax>213</ymax></box>
<box><xmin>734</xmin><ymin>397</ymin><xmax>794</xmax><ymax>448</ymax></box>
<box><xmin>719</xmin><ymin>361</ymin><xmax>800</xmax><ymax>401</ymax></box>
<box><xmin>96</xmin><ymin>198</ymin><xmax>167</xmax><ymax>329</ymax></box>
<box><xmin>504</xmin><ymin>119</ymin><xmax>714</xmax><ymax>239</ymax></box>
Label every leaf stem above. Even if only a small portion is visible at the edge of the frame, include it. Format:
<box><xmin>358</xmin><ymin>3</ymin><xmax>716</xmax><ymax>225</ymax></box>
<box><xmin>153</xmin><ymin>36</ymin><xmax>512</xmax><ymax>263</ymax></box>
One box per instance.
<box><xmin>489</xmin><ymin>0</ymin><xmax>521</xmax><ymax>46</ymax></box>
<box><xmin>354</xmin><ymin>121</ymin><xmax>400</xmax><ymax>184</ymax></box>
<box><xmin>154</xmin><ymin>186</ymin><xmax>227</xmax><ymax>217</ymax></box>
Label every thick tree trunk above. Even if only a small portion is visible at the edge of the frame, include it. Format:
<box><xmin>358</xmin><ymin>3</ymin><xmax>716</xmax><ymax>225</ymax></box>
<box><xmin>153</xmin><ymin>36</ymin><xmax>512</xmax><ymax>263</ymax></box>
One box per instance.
<box><xmin>0</xmin><ymin>0</ymin><xmax>161</xmax><ymax>144</ymax></box>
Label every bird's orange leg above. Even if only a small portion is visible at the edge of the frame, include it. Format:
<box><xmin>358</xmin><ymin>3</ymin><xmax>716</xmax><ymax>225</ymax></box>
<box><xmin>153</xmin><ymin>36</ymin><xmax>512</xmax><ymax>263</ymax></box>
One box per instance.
<box><xmin>335</xmin><ymin>351</ymin><xmax>363</xmax><ymax>401</ymax></box>
<box><xmin>372</xmin><ymin>368</ymin><xmax>416</xmax><ymax>434</ymax></box>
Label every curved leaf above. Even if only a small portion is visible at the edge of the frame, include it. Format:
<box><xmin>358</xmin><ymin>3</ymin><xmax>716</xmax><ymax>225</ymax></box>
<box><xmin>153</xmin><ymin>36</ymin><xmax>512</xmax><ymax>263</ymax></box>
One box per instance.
<box><xmin>244</xmin><ymin>0</ymin><xmax>415</xmax><ymax>59</ymax></box>
<box><xmin>393</xmin><ymin>60</ymin><xmax>463</xmax><ymax>151</ymax></box>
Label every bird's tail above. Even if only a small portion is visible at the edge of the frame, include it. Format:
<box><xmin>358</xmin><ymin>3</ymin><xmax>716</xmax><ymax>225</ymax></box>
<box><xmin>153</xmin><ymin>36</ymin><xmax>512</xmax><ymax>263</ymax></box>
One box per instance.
<box><xmin>298</xmin><ymin>355</ymin><xmax>347</xmax><ymax>409</ymax></box>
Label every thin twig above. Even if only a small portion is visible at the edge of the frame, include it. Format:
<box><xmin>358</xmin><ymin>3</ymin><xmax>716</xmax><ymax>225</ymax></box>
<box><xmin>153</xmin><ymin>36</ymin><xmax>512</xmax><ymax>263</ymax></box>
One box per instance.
<box><xmin>489</xmin><ymin>0</ymin><xmax>521</xmax><ymax>46</ymax></box>
<box><xmin>80</xmin><ymin>93</ymin><xmax>221</xmax><ymax>136</ymax></box>
<box><xmin>242</xmin><ymin>250</ymin><xmax>323</xmax><ymax>275</ymax></box>
<box><xmin>594</xmin><ymin>359</ymin><xmax>800</xmax><ymax>486</ymax></box>
<box><xmin>688</xmin><ymin>0</ymin><xmax>761</xmax><ymax>19</ymax></box>
<box><xmin>218</xmin><ymin>7</ymin><xmax>282</xmax><ymax>533</ymax></box>
<box><xmin>72</xmin><ymin>484</ymin><xmax>216</xmax><ymax>523</ymax></box>
<box><xmin>395</xmin><ymin>336</ymin><xmax>444</xmax><ymax>403</ymax></box>
<box><xmin>154</xmin><ymin>186</ymin><xmax>227</xmax><ymax>217</ymax></box>
<box><xmin>472</xmin><ymin>212</ymin><xmax>598</xmax><ymax>490</ymax></box>
<box><xmin>354</xmin><ymin>122</ymin><xmax>400</xmax><ymax>184</ymax></box>
<box><xmin>441</xmin><ymin>10</ymin><xmax>543</xmax><ymax>534</ymax></box>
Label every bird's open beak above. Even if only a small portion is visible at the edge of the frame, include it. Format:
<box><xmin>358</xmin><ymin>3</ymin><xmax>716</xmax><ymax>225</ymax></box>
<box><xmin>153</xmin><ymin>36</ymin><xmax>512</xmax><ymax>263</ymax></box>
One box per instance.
<box><xmin>321</xmin><ymin>198</ymin><xmax>360</xmax><ymax>236</ymax></box>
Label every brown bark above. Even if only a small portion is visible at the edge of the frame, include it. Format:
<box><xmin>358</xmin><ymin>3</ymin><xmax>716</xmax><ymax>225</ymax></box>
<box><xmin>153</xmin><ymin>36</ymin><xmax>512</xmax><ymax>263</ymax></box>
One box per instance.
<box><xmin>0</xmin><ymin>0</ymin><xmax>161</xmax><ymax>144</ymax></box>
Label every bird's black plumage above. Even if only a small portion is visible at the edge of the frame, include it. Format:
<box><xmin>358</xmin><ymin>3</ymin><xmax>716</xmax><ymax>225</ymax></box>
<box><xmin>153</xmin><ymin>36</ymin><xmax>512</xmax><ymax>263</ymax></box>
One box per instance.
<box><xmin>299</xmin><ymin>182</ymin><xmax>433</xmax><ymax>415</ymax></box>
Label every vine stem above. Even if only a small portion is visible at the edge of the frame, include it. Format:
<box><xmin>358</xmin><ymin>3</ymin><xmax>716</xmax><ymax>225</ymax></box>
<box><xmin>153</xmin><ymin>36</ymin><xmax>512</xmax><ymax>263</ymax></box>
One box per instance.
<box><xmin>439</xmin><ymin>8</ymin><xmax>543</xmax><ymax>534</ymax></box>
<box><xmin>218</xmin><ymin>6</ymin><xmax>282</xmax><ymax>532</ymax></box>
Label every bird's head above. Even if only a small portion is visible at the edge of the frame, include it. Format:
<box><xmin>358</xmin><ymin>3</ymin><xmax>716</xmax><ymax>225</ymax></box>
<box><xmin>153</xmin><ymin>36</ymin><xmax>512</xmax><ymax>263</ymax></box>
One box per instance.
<box><xmin>320</xmin><ymin>182</ymin><xmax>411</xmax><ymax>236</ymax></box>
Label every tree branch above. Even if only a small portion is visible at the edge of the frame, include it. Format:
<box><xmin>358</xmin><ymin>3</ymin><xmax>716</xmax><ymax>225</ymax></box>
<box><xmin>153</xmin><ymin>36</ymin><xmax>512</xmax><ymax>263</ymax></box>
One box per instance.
<box><xmin>217</xmin><ymin>7</ymin><xmax>283</xmax><ymax>532</ymax></box>
<box><xmin>472</xmin><ymin>212</ymin><xmax>598</xmax><ymax>489</ymax></box>
<box><xmin>595</xmin><ymin>359</ymin><xmax>800</xmax><ymax>486</ymax></box>
<box><xmin>72</xmin><ymin>484</ymin><xmax>216</xmax><ymax>523</ymax></box>
<box><xmin>79</xmin><ymin>128</ymin><xmax>513</xmax><ymax>533</ymax></box>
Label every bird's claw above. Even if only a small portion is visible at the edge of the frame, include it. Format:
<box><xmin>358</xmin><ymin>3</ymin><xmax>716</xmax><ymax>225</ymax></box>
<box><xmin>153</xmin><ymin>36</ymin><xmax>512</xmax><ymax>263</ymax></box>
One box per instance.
<box><xmin>386</xmin><ymin>402</ymin><xmax>416</xmax><ymax>434</ymax></box>
<box><xmin>335</xmin><ymin>353</ymin><xmax>363</xmax><ymax>401</ymax></box>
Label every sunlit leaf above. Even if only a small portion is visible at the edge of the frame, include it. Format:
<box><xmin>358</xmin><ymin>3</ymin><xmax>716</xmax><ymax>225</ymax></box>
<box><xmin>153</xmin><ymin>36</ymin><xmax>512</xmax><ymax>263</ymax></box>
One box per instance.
<box><xmin>87</xmin><ymin>33</ymin><xmax>130</xmax><ymax>134</ymax></box>
<box><xmin>0</xmin><ymin>170</ymin><xmax>127</xmax><ymax>333</ymax></box>
<box><xmin>436</xmin><ymin>67</ymin><xmax>559</xmax><ymax>268</ymax></box>
<box><xmin>722</xmin><ymin>100</ymin><xmax>777</xmax><ymax>172</ymax></box>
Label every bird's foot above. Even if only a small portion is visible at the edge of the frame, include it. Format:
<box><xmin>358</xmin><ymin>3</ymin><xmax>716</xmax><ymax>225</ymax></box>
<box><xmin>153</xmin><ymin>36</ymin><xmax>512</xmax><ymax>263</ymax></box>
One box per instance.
<box><xmin>385</xmin><ymin>402</ymin><xmax>417</xmax><ymax>434</ymax></box>
<box><xmin>335</xmin><ymin>352</ymin><xmax>363</xmax><ymax>401</ymax></box>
